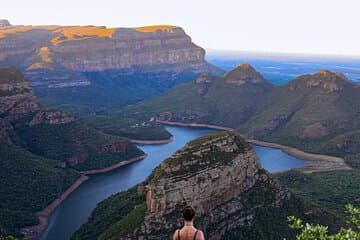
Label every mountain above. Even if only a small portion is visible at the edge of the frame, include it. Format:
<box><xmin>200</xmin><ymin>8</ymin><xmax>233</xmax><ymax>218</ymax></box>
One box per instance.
<box><xmin>72</xmin><ymin>132</ymin><xmax>341</xmax><ymax>240</ymax></box>
<box><xmin>0</xmin><ymin>67</ymin><xmax>143</xmax><ymax>170</ymax></box>
<box><xmin>0</xmin><ymin>67</ymin><xmax>144</xmax><ymax>236</ymax></box>
<box><xmin>119</xmin><ymin>65</ymin><xmax>360</xmax><ymax>166</ymax></box>
<box><xmin>0</xmin><ymin>21</ymin><xmax>222</xmax><ymax>114</ymax></box>
<box><xmin>240</xmin><ymin>70</ymin><xmax>360</xmax><ymax>160</ymax></box>
<box><xmin>120</xmin><ymin>64</ymin><xmax>273</xmax><ymax>127</ymax></box>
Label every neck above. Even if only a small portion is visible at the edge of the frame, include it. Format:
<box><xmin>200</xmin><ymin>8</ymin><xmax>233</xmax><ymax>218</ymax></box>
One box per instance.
<box><xmin>184</xmin><ymin>221</ymin><xmax>193</xmax><ymax>227</ymax></box>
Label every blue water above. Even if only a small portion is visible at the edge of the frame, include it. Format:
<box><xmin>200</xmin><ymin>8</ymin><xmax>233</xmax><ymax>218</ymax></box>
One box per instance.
<box><xmin>253</xmin><ymin>145</ymin><xmax>305</xmax><ymax>172</ymax></box>
<box><xmin>38</xmin><ymin>126</ymin><xmax>215</xmax><ymax>240</ymax></box>
<box><xmin>38</xmin><ymin>126</ymin><xmax>306</xmax><ymax>240</ymax></box>
<box><xmin>207</xmin><ymin>54</ymin><xmax>360</xmax><ymax>85</ymax></box>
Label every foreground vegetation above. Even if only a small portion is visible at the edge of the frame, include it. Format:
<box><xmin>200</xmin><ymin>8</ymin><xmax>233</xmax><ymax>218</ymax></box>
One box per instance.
<box><xmin>288</xmin><ymin>204</ymin><xmax>359</xmax><ymax>240</ymax></box>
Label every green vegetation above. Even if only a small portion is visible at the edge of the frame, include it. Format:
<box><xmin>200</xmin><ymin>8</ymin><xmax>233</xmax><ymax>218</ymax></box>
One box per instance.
<box><xmin>73</xmin><ymin>145</ymin><xmax>143</xmax><ymax>171</ymax></box>
<box><xmin>13</xmin><ymin>121</ymin><xmax>144</xmax><ymax>171</ymax></box>
<box><xmin>98</xmin><ymin>203</ymin><xmax>147</xmax><ymax>240</ymax></box>
<box><xmin>16</xmin><ymin>122</ymin><xmax>123</xmax><ymax>162</ymax></box>
<box><xmin>0</xmin><ymin>140</ymin><xmax>79</xmax><ymax>237</ymax></box>
<box><xmin>187</xmin><ymin>131</ymin><xmax>230</xmax><ymax>146</ymax></box>
<box><xmin>71</xmin><ymin>186</ymin><xmax>145</xmax><ymax>240</ymax></box>
<box><xmin>287</xmin><ymin>204</ymin><xmax>359</xmax><ymax>240</ymax></box>
<box><xmin>275</xmin><ymin>170</ymin><xmax>360</xmax><ymax>218</ymax></box>
<box><xmin>210</xmin><ymin>171</ymin><xmax>341</xmax><ymax>240</ymax></box>
<box><xmin>34</xmin><ymin>71</ymin><xmax>199</xmax><ymax>116</ymax></box>
<box><xmin>82</xmin><ymin>115</ymin><xmax>172</xmax><ymax>141</ymax></box>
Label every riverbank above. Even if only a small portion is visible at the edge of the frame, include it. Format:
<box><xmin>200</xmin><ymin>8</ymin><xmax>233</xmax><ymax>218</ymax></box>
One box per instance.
<box><xmin>80</xmin><ymin>155</ymin><xmax>147</xmax><ymax>175</ymax></box>
<box><xmin>157</xmin><ymin>120</ymin><xmax>351</xmax><ymax>173</ymax></box>
<box><xmin>248</xmin><ymin>139</ymin><xmax>351</xmax><ymax>173</ymax></box>
<box><xmin>22</xmin><ymin>154</ymin><xmax>148</xmax><ymax>239</ymax></box>
<box><xmin>156</xmin><ymin>120</ymin><xmax>234</xmax><ymax>131</ymax></box>
<box><xmin>130</xmin><ymin>137</ymin><xmax>173</xmax><ymax>145</ymax></box>
<box><xmin>21</xmin><ymin>175</ymin><xmax>90</xmax><ymax>238</ymax></box>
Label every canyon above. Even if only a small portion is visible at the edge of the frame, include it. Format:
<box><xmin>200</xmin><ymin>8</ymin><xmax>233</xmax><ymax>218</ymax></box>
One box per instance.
<box><xmin>0</xmin><ymin>67</ymin><xmax>144</xmax><ymax>237</ymax></box>
<box><xmin>73</xmin><ymin>131</ymin><xmax>341</xmax><ymax>240</ymax></box>
<box><xmin>0</xmin><ymin>19</ymin><xmax>221</xmax><ymax>113</ymax></box>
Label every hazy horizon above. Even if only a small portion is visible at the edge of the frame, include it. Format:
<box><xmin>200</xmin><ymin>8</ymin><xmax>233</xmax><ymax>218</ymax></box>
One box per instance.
<box><xmin>1</xmin><ymin>0</ymin><xmax>360</xmax><ymax>57</ymax></box>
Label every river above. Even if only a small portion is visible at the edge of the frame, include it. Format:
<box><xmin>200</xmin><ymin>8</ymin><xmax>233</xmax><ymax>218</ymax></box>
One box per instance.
<box><xmin>38</xmin><ymin>126</ymin><xmax>305</xmax><ymax>240</ymax></box>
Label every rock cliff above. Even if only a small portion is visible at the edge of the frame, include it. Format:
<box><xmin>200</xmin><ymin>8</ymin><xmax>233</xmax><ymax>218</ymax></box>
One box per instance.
<box><xmin>0</xmin><ymin>19</ymin><xmax>11</xmax><ymax>28</ymax></box>
<box><xmin>73</xmin><ymin>132</ymin><xmax>340</xmax><ymax>240</ymax></box>
<box><xmin>0</xmin><ymin>67</ymin><xmax>40</xmax><ymax>121</ymax></box>
<box><xmin>0</xmin><ymin>67</ymin><xmax>143</xmax><ymax>169</ymax></box>
<box><xmin>0</xmin><ymin>22</ymin><xmax>221</xmax><ymax>112</ymax></box>
<box><xmin>0</xmin><ymin>24</ymin><xmax>214</xmax><ymax>73</ymax></box>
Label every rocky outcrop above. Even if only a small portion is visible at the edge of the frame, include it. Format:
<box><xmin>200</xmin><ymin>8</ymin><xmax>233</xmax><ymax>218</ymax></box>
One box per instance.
<box><xmin>289</xmin><ymin>70</ymin><xmax>352</xmax><ymax>93</ymax></box>
<box><xmin>103</xmin><ymin>132</ymin><xmax>337</xmax><ymax>239</ymax></box>
<box><xmin>0</xmin><ymin>19</ymin><xmax>11</xmax><ymax>28</ymax></box>
<box><xmin>29</xmin><ymin>111</ymin><xmax>74</xmax><ymax>126</ymax></box>
<box><xmin>73</xmin><ymin>131</ymin><xmax>342</xmax><ymax>240</ymax></box>
<box><xmin>0</xmin><ymin>67</ymin><xmax>75</xmax><ymax>126</ymax></box>
<box><xmin>0</xmin><ymin>67</ymin><xmax>40</xmax><ymax>121</ymax></box>
<box><xmin>0</xmin><ymin>23</ymin><xmax>218</xmax><ymax>74</ymax></box>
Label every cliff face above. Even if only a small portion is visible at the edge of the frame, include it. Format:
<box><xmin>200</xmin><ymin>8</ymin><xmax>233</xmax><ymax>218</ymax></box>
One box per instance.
<box><xmin>138</xmin><ymin>132</ymin><xmax>290</xmax><ymax>240</ymax></box>
<box><xmin>0</xmin><ymin>19</ymin><xmax>11</xmax><ymax>28</ymax></box>
<box><xmin>74</xmin><ymin>132</ymin><xmax>340</xmax><ymax>240</ymax></box>
<box><xmin>0</xmin><ymin>67</ymin><xmax>74</xmax><ymax>127</ymax></box>
<box><xmin>0</xmin><ymin>25</ymin><xmax>214</xmax><ymax>73</ymax></box>
<box><xmin>51</xmin><ymin>27</ymin><xmax>209</xmax><ymax>72</ymax></box>
<box><xmin>0</xmin><ymin>23</ymin><xmax>221</xmax><ymax>112</ymax></box>
<box><xmin>0</xmin><ymin>67</ymin><xmax>40</xmax><ymax>121</ymax></box>
<box><xmin>0</xmin><ymin>67</ymin><xmax>143</xmax><ymax>169</ymax></box>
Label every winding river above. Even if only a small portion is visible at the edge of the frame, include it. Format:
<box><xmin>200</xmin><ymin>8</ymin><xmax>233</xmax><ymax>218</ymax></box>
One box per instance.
<box><xmin>38</xmin><ymin>126</ymin><xmax>305</xmax><ymax>240</ymax></box>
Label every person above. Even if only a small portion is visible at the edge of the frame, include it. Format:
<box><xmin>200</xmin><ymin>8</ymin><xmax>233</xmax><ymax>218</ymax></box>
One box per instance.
<box><xmin>173</xmin><ymin>206</ymin><xmax>205</xmax><ymax>240</ymax></box>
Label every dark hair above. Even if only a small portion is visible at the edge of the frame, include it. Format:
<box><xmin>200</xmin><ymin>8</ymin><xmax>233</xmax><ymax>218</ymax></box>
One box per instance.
<box><xmin>182</xmin><ymin>206</ymin><xmax>195</xmax><ymax>221</ymax></box>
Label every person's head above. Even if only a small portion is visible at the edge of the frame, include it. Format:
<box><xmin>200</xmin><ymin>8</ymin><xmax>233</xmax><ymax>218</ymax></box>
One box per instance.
<box><xmin>182</xmin><ymin>206</ymin><xmax>195</xmax><ymax>222</ymax></box>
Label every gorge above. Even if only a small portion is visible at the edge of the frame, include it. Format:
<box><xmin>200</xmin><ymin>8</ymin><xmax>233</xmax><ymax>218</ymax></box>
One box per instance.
<box><xmin>71</xmin><ymin>130</ymin><xmax>340</xmax><ymax>240</ymax></box>
<box><xmin>37</xmin><ymin>126</ymin><xmax>321</xmax><ymax>240</ymax></box>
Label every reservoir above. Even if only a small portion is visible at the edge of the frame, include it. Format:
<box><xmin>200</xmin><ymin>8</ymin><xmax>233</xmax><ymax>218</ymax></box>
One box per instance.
<box><xmin>38</xmin><ymin>126</ymin><xmax>305</xmax><ymax>240</ymax></box>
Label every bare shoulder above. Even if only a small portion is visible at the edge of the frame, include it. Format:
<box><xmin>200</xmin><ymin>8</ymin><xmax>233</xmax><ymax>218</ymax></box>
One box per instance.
<box><xmin>196</xmin><ymin>230</ymin><xmax>205</xmax><ymax>240</ymax></box>
<box><xmin>172</xmin><ymin>229</ymin><xmax>179</xmax><ymax>240</ymax></box>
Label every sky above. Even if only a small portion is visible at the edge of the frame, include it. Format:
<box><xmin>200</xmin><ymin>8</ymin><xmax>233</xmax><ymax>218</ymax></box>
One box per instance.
<box><xmin>1</xmin><ymin>0</ymin><xmax>360</xmax><ymax>57</ymax></box>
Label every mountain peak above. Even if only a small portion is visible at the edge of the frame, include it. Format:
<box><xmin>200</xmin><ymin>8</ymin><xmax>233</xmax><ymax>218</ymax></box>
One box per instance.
<box><xmin>223</xmin><ymin>63</ymin><xmax>267</xmax><ymax>85</ymax></box>
<box><xmin>0</xmin><ymin>19</ymin><xmax>11</xmax><ymax>28</ymax></box>
<box><xmin>290</xmin><ymin>69</ymin><xmax>353</xmax><ymax>93</ymax></box>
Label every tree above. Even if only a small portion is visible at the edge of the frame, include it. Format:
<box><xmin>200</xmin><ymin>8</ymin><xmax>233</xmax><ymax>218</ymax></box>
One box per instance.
<box><xmin>288</xmin><ymin>204</ymin><xmax>360</xmax><ymax>240</ymax></box>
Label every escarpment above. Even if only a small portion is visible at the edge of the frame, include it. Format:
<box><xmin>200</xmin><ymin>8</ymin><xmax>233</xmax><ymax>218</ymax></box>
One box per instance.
<box><xmin>73</xmin><ymin>132</ymin><xmax>340</xmax><ymax>240</ymax></box>
<box><xmin>0</xmin><ymin>24</ymin><xmax>215</xmax><ymax>73</ymax></box>
<box><xmin>0</xmin><ymin>22</ymin><xmax>221</xmax><ymax>112</ymax></box>
<box><xmin>0</xmin><ymin>67</ymin><xmax>144</xmax><ymax>169</ymax></box>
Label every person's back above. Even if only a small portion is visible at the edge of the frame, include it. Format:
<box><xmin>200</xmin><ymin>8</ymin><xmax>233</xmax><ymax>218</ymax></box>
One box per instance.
<box><xmin>173</xmin><ymin>206</ymin><xmax>205</xmax><ymax>240</ymax></box>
